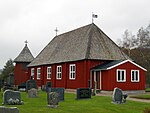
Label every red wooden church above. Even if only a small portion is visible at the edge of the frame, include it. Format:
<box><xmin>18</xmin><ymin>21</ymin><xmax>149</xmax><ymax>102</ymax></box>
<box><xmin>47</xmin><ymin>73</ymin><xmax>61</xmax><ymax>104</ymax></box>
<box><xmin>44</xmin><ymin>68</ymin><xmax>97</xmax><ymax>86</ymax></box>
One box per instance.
<box><xmin>14</xmin><ymin>23</ymin><xmax>147</xmax><ymax>92</ymax></box>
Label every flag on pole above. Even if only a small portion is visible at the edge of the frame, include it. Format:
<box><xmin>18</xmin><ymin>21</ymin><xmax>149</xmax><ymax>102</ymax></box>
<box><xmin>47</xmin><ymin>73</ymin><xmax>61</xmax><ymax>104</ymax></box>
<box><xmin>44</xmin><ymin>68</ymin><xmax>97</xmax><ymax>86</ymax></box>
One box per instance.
<box><xmin>92</xmin><ymin>14</ymin><xmax>98</xmax><ymax>18</ymax></box>
<box><xmin>92</xmin><ymin>13</ymin><xmax>98</xmax><ymax>23</ymax></box>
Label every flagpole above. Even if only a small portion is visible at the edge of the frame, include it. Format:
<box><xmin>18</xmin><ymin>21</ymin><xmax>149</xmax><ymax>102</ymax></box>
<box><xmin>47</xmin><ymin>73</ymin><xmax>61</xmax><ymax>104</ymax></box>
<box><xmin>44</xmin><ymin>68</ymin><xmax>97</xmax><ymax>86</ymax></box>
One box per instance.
<box><xmin>92</xmin><ymin>12</ymin><xmax>94</xmax><ymax>23</ymax></box>
<box><xmin>92</xmin><ymin>13</ymin><xmax>98</xmax><ymax>24</ymax></box>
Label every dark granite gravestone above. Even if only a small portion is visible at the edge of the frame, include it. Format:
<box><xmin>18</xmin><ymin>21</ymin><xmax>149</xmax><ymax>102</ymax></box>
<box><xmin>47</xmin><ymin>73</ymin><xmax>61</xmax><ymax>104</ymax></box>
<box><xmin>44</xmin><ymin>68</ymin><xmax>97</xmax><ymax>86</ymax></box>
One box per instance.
<box><xmin>50</xmin><ymin>88</ymin><xmax>64</xmax><ymax>101</ymax></box>
<box><xmin>0</xmin><ymin>106</ymin><xmax>19</xmax><ymax>113</ymax></box>
<box><xmin>26</xmin><ymin>80</ymin><xmax>37</xmax><ymax>91</ymax></box>
<box><xmin>28</xmin><ymin>88</ymin><xmax>38</xmax><ymax>98</ymax></box>
<box><xmin>18</xmin><ymin>82</ymin><xmax>26</xmax><ymax>90</ymax></box>
<box><xmin>3</xmin><ymin>90</ymin><xmax>23</xmax><ymax>105</ymax></box>
<box><xmin>112</xmin><ymin>87</ymin><xmax>123</xmax><ymax>104</ymax></box>
<box><xmin>47</xmin><ymin>92</ymin><xmax>59</xmax><ymax>108</ymax></box>
<box><xmin>76</xmin><ymin>88</ymin><xmax>92</xmax><ymax>99</ymax></box>
<box><xmin>46</xmin><ymin>82</ymin><xmax>52</xmax><ymax>92</ymax></box>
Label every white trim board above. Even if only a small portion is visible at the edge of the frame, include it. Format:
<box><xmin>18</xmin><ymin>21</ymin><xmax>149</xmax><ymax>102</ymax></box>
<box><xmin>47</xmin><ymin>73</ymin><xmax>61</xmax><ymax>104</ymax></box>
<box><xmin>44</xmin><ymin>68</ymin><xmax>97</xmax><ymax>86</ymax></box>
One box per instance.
<box><xmin>107</xmin><ymin>59</ymin><xmax>147</xmax><ymax>71</ymax></box>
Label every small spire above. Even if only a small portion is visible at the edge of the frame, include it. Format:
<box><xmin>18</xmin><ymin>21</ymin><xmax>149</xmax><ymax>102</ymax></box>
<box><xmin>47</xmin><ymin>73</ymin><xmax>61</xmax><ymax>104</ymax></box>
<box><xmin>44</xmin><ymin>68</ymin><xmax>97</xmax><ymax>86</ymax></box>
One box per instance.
<box><xmin>54</xmin><ymin>27</ymin><xmax>58</xmax><ymax>36</ymax></box>
<box><xmin>25</xmin><ymin>40</ymin><xmax>28</xmax><ymax>46</ymax></box>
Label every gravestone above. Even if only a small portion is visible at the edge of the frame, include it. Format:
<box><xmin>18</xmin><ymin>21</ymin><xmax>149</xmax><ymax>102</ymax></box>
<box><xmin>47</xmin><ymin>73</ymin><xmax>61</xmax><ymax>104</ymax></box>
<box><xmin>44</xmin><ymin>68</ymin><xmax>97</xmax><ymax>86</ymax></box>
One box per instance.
<box><xmin>76</xmin><ymin>88</ymin><xmax>92</xmax><ymax>99</ymax></box>
<box><xmin>0</xmin><ymin>106</ymin><xmax>19</xmax><ymax>113</ymax></box>
<box><xmin>50</xmin><ymin>88</ymin><xmax>64</xmax><ymax>101</ymax></box>
<box><xmin>47</xmin><ymin>92</ymin><xmax>59</xmax><ymax>108</ymax></box>
<box><xmin>18</xmin><ymin>82</ymin><xmax>26</xmax><ymax>91</ymax></box>
<box><xmin>6</xmin><ymin>73</ymin><xmax>14</xmax><ymax>86</ymax></box>
<box><xmin>45</xmin><ymin>82</ymin><xmax>52</xmax><ymax>92</ymax></box>
<box><xmin>3</xmin><ymin>90</ymin><xmax>23</xmax><ymax>105</ymax></box>
<box><xmin>26</xmin><ymin>80</ymin><xmax>37</xmax><ymax>91</ymax></box>
<box><xmin>28</xmin><ymin>88</ymin><xmax>38</xmax><ymax>98</ymax></box>
<box><xmin>112</xmin><ymin>87</ymin><xmax>123</xmax><ymax>104</ymax></box>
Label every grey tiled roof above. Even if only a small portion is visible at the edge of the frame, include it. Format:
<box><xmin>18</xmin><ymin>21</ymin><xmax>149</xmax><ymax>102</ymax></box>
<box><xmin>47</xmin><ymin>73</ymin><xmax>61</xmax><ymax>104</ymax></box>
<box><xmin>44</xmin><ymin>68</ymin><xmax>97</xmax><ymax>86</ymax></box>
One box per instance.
<box><xmin>28</xmin><ymin>23</ymin><xmax>129</xmax><ymax>67</ymax></box>
<box><xmin>14</xmin><ymin>44</ymin><xmax>34</xmax><ymax>63</ymax></box>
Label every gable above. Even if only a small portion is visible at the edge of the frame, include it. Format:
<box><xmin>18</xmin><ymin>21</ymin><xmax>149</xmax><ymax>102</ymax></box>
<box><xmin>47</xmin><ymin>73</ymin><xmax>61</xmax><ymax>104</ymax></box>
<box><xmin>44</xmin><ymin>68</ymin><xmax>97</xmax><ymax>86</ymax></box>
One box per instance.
<box><xmin>92</xmin><ymin>59</ymin><xmax>147</xmax><ymax>71</ymax></box>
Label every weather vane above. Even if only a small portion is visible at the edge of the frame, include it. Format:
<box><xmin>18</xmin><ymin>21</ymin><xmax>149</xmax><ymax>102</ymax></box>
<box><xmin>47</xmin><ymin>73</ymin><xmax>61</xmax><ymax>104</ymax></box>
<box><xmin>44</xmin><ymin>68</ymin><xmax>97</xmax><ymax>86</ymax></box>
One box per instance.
<box><xmin>25</xmin><ymin>40</ymin><xmax>28</xmax><ymax>46</ymax></box>
<box><xmin>92</xmin><ymin>12</ymin><xmax>98</xmax><ymax>23</ymax></box>
<box><xmin>54</xmin><ymin>27</ymin><xmax>58</xmax><ymax>36</ymax></box>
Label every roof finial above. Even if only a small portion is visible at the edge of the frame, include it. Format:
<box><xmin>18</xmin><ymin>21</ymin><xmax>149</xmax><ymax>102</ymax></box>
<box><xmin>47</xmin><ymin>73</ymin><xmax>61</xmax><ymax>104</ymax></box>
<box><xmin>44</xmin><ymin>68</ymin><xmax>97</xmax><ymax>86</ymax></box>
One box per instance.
<box><xmin>54</xmin><ymin>27</ymin><xmax>58</xmax><ymax>36</ymax></box>
<box><xmin>25</xmin><ymin>40</ymin><xmax>28</xmax><ymax>46</ymax></box>
<box><xmin>92</xmin><ymin>12</ymin><xmax>98</xmax><ymax>23</ymax></box>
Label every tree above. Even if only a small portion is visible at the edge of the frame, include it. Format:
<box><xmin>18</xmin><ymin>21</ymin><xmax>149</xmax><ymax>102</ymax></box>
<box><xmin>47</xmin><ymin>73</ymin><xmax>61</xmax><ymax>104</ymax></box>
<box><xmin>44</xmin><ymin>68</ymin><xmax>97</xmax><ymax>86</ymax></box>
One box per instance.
<box><xmin>137</xmin><ymin>27</ymin><xmax>150</xmax><ymax>48</ymax></box>
<box><xmin>1</xmin><ymin>59</ymin><xmax>14</xmax><ymax>80</ymax></box>
<box><xmin>117</xmin><ymin>30</ymin><xmax>137</xmax><ymax>56</ymax></box>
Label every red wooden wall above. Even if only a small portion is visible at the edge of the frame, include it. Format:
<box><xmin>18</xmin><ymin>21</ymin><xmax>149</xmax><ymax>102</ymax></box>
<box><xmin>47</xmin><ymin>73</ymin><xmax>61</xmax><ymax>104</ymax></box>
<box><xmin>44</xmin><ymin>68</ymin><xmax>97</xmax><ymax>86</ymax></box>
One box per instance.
<box><xmin>14</xmin><ymin>62</ymin><xmax>30</xmax><ymax>85</ymax></box>
<box><xmin>27</xmin><ymin>59</ymin><xmax>103</xmax><ymax>89</ymax></box>
<box><xmin>15</xmin><ymin>60</ymin><xmax>146</xmax><ymax>91</ymax></box>
<box><xmin>101</xmin><ymin>61</ymin><xmax>146</xmax><ymax>91</ymax></box>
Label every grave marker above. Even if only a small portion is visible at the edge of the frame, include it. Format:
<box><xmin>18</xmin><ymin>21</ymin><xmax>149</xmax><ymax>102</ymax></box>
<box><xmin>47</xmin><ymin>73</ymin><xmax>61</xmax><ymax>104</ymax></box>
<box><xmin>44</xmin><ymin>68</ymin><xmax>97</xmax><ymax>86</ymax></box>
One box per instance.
<box><xmin>76</xmin><ymin>88</ymin><xmax>92</xmax><ymax>99</ymax></box>
<box><xmin>26</xmin><ymin>80</ymin><xmax>37</xmax><ymax>91</ymax></box>
<box><xmin>112</xmin><ymin>87</ymin><xmax>123</xmax><ymax>104</ymax></box>
<box><xmin>0</xmin><ymin>106</ymin><xmax>19</xmax><ymax>113</ymax></box>
<box><xmin>28</xmin><ymin>88</ymin><xmax>38</xmax><ymax>98</ymax></box>
<box><xmin>47</xmin><ymin>92</ymin><xmax>59</xmax><ymax>108</ymax></box>
<box><xmin>3</xmin><ymin>90</ymin><xmax>23</xmax><ymax>105</ymax></box>
<box><xmin>45</xmin><ymin>82</ymin><xmax>52</xmax><ymax>92</ymax></box>
<box><xmin>50</xmin><ymin>88</ymin><xmax>64</xmax><ymax>101</ymax></box>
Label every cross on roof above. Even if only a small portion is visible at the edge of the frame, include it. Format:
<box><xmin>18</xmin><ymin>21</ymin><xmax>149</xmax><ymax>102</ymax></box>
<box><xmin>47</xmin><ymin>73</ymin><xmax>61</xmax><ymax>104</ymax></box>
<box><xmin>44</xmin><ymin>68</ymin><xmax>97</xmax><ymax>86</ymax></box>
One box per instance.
<box><xmin>54</xmin><ymin>27</ymin><xmax>58</xmax><ymax>36</ymax></box>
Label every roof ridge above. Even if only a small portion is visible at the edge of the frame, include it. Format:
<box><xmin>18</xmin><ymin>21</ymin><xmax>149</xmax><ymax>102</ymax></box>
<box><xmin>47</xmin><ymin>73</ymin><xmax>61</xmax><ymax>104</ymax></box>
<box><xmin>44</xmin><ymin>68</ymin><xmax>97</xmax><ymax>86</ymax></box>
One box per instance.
<box><xmin>85</xmin><ymin>24</ymin><xmax>95</xmax><ymax>59</ymax></box>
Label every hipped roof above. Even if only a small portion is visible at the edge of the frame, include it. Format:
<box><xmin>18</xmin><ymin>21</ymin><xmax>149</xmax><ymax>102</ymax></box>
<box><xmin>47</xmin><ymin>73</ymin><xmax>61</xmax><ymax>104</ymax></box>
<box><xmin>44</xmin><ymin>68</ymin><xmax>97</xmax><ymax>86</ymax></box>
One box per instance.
<box><xmin>28</xmin><ymin>23</ymin><xmax>129</xmax><ymax>67</ymax></box>
<box><xmin>14</xmin><ymin>44</ymin><xmax>34</xmax><ymax>63</ymax></box>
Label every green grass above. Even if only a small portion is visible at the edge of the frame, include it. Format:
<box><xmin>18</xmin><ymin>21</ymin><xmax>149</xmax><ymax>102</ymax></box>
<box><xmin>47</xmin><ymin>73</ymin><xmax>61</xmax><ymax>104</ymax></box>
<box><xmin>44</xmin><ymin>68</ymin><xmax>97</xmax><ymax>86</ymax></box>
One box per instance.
<box><xmin>146</xmin><ymin>88</ymin><xmax>150</xmax><ymax>92</ymax></box>
<box><xmin>0</xmin><ymin>91</ymin><xmax>150</xmax><ymax>113</ymax></box>
<box><xmin>130</xmin><ymin>94</ymin><xmax>150</xmax><ymax>100</ymax></box>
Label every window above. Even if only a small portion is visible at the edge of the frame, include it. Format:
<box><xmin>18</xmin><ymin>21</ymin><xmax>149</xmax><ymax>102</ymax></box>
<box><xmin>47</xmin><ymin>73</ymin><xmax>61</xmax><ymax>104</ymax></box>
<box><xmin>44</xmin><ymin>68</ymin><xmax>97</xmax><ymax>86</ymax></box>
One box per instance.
<box><xmin>47</xmin><ymin>66</ymin><xmax>52</xmax><ymax>79</ymax></box>
<box><xmin>69</xmin><ymin>64</ymin><xmax>76</xmax><ymax>79</ymax></box>
<box><xmin>37</xmin><ymin>68</ymin><xmax>41</xmax><ymax>79</ymax></box>
<box><xmin>131</xmin><ymin>70</ymin><xmax>139</xmax><ymax>82</ymax></box>
<box><xmin>117</xmin><ymin>69</ymin><xmax>126</xmax><ymax>82</ymax></box>
<box><xmin>31</xmin><ymin>68</ymin><xmax>34</xmax><ymax>79</ymax></box>
<box><xmin>56</xmin><ymin>66</ymin><xmax>62</xmax><ymax>79</ymax></box>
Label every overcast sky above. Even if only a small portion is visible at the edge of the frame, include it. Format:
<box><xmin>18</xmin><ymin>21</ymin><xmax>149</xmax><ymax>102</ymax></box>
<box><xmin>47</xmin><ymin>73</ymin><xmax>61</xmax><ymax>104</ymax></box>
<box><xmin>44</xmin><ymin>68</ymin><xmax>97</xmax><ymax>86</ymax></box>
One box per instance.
<box><xmin>0</xmin><ymin>0</ymin><xmax>150</xmax><ymax>69</ymax></box>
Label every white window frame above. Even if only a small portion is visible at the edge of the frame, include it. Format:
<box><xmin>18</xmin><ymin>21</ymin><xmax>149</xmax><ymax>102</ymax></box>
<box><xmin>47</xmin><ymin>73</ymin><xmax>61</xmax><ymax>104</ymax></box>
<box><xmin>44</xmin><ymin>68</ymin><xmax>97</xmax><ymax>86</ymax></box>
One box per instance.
<box><xmin>47</xmin><ymin>66</ymin><xmax>52</xmax><ymax>79</ymax></box>
<box><xmin>56</xmin><ymin>65</ymin><xmax>62</xmax><ymax>79</ymax></box>
<box><xmin>131</xmin><ymin>70</ymin><xmax>140</xmax><ymax>82</ymax></box>
<box><xmin>116</xmin><ymin>69</ymin><xmax>126</xmax><ymax>82</ymax></box>
<box><xmin>37</xmin><ymin>68</ymin><xmax>41</xmax><ymax>80</ymax></box>
<box><xmin>69</xmin><ymin>64</ymin><xmax>76</xmax><ymax>80</ymax></box>
<box><xmin>31</xmin><ymin>68</ymin><xmax>34</xmax><ymax>79</ymax></box>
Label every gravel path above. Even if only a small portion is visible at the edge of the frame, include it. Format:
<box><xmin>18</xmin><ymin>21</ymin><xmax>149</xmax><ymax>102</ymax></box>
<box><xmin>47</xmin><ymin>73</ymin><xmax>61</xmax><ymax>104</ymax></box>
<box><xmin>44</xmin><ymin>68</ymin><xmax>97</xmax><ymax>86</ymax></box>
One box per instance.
<box><xmin>96</xmin><ymin>93</ymin><xmax>150</xmax><ymax>103</ymax></box>
<box><xmin>65</xmin><ymin>89</ymin><xmax>150</xmax><ymax>103</ymax></box>
<box><xmin>127</xmin><ymin>97</ymin><xmax>150</xmax><ymax>103</ymax></box>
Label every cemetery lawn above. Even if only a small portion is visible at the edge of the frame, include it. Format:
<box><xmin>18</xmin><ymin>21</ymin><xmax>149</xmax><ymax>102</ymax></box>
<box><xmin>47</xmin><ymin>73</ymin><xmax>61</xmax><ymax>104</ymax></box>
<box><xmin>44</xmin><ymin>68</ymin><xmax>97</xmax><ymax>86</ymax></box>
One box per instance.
<box><xmin>0</xmin><ymin>91</ymin><xmax>150</xmax><ymax>113</ymax></box>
